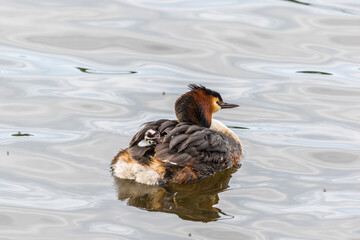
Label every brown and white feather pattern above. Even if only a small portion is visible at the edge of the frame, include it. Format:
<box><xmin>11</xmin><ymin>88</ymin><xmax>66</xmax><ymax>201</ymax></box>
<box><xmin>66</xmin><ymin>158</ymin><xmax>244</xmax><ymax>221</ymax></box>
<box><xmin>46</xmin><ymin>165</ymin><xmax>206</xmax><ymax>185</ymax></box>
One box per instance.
<box><xmin>111</xmin><ymin>119</ymin><xmax>242</xmax><ymax>185</ymax></box>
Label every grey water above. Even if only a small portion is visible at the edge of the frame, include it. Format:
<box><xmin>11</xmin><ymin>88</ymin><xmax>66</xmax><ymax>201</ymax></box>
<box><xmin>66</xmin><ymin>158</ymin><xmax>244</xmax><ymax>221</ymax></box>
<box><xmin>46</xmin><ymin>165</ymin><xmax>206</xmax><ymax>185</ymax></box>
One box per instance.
<box><xmin>1</xmin><ymin>0</ymin><xmax>360</xmax><ymax>239</ymax></box>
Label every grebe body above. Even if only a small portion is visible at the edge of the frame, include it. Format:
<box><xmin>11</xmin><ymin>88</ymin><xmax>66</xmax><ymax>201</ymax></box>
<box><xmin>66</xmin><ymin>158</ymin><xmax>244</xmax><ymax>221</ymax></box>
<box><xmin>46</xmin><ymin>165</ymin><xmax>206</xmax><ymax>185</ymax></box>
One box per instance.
<box><xmin>111</xmin><ymin>85</ymin><xmax>242</xmax><ymax>185</ymax></box>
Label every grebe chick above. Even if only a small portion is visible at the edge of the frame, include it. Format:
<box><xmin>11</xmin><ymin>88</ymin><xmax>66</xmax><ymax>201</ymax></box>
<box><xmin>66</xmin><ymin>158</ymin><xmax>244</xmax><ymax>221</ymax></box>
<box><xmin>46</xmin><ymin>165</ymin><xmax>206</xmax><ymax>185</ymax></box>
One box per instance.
<box><xmin>111</xmin><ymin>84</ymin><xmax>242</xmax><ymax>185</ymax></box>
<box><xmin>138</xmin><ymin>129</ymin><xmax>161</xmax><ymax>147</ymax></box>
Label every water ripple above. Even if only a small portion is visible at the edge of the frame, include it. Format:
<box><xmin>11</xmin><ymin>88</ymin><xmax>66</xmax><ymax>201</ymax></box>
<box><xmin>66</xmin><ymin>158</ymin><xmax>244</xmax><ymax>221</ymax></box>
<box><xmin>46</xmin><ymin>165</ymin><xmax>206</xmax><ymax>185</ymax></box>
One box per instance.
<box><xmin>0</xmin><ymin>180</ymin><xmax>92</xmax><ymax>211</ymax></box>
<box><xmin>244</xmin><ymin>189</ymin><xmax>360</xmax><ymax>220</ymax></box>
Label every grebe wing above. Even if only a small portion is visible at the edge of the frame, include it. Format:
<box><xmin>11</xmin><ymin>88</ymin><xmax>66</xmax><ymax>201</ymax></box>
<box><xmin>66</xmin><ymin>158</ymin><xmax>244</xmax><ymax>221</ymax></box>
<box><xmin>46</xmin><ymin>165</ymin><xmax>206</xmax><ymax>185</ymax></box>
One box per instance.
<box><xmin>154</xmin><ymin>123</ymin><xmax>231</xmax><ymax>167</ymax></box>
<box><xmin>127</xmin><ymin>119</ymin><xmax>177</xmax><ymax>163</ymax></box>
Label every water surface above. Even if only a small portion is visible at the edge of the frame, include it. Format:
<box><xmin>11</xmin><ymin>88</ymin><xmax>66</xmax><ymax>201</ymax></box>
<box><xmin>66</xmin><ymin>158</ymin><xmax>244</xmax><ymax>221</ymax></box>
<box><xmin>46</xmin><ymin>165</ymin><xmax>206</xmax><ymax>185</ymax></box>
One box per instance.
<box><xmin>1</xmin><ymin>0</ymin><xmax>360</xmax><ymax>239</ymax></box>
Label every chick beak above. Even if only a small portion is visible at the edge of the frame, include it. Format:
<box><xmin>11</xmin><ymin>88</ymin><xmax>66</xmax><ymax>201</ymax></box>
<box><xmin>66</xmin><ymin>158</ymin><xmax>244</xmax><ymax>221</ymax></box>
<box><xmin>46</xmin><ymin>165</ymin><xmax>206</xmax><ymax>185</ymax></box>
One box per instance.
<box><xmin>219</xmin><ymin>102</ymin><xmax>239</xmax><ymax>109</ymax></box>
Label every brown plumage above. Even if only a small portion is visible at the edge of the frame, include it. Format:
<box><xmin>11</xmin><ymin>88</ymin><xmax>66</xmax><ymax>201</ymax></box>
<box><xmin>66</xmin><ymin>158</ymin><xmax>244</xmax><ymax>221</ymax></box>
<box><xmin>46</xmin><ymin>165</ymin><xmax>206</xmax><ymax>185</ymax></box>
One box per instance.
<box><xmin>111</xmin><ymin>84</ymin><xmax>242</xmax><ymax>185</ymax></box>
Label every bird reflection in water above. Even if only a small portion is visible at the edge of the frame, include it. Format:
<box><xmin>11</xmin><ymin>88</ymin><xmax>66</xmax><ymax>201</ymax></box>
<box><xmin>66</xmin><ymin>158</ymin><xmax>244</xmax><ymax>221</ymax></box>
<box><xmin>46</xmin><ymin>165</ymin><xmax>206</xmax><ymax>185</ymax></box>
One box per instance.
<box><xmin>114</xmin><ymin>164</ymin><xmax>240</xmax><ymax>222</ymax></box>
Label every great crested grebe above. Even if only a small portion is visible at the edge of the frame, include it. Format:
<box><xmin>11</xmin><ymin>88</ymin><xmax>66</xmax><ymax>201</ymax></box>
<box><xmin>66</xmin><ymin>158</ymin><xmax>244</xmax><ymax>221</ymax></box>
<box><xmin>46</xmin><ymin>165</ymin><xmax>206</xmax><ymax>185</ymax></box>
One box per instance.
<box><xmin>111</xmin><ymin>84</ymin><xmax>242</xmax><ymax>185</ymax></box>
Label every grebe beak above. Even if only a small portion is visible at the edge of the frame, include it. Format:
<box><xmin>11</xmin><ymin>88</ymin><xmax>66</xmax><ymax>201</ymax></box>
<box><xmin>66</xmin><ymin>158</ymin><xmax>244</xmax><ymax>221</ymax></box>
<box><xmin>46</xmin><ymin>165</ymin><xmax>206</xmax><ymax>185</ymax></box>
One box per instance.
<box><xmin>219</xmin><ymin>102</ymin><xmax>239</xmax><ymax>109</ymax></box>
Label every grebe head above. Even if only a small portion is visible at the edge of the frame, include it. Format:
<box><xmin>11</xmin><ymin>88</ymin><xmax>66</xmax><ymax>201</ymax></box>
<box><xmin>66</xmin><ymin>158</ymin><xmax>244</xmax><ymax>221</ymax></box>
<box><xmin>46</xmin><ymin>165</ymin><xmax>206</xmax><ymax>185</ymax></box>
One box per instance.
<box><xmin>175</xmin><ymin>84</ymin><xmax>239</xmax><ymax>128</ymax></box>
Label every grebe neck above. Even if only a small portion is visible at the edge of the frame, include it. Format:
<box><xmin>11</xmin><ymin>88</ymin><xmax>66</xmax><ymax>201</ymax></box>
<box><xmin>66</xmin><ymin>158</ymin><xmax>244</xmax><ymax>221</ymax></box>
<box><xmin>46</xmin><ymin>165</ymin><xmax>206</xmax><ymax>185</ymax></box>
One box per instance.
<box><xmin>175</xmin><ymin>94</ymin><xmax>212</xmax><ymax>128</ymax></box>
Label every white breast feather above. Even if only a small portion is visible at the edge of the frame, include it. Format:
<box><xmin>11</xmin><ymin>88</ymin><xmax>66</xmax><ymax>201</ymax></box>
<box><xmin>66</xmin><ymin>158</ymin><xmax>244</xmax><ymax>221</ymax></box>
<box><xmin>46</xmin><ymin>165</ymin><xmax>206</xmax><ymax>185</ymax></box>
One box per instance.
<box><xmin>210</xmin><ymin>119</ymin><xmax>241</xmax><ymax>143</ymax></box>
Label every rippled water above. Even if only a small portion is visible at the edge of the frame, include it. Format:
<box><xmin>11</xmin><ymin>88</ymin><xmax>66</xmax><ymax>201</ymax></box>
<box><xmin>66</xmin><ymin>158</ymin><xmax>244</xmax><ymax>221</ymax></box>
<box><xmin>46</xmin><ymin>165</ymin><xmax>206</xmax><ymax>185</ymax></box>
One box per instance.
<box><xmin>1</xmin><ymin>0</ymin><xmax>360</xmax><ymax>239</ymax></box>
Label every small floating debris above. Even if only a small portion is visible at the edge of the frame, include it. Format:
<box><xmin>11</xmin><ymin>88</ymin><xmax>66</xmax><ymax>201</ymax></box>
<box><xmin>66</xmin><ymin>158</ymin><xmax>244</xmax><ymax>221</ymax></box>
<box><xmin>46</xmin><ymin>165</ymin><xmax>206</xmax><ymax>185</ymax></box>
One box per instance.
<box><xmin>188</xmin><ymin>233</ymin><xmax>192</xmax><ymax>237</ymax></box>
<box><xmin>296</xmin><ymin>71</ymin><xmax>332</xmax><ymax>75</ymax></box>
<box><xmin>11</xmin><ymin>131</ymin><xmax>33</xmax><ymax>137</ymax></box>
<box><xmin>162</xmin><ymin>92</ymin><xmax>166</xmax><ymax>95</ymax></box>
<box><xmin>76</xmin><ymin>67</ymin><xmax>137</xmax><ymax>75</ymax></box>
<box><xmin>7</xmin><ymin>151</ymin><xmax>9</xmax><ymax>155</ymax></box>
<box><xmin>323</xmin><ymin>188</ymin><xmax>327</xmax><ymax>192</ymax></box>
